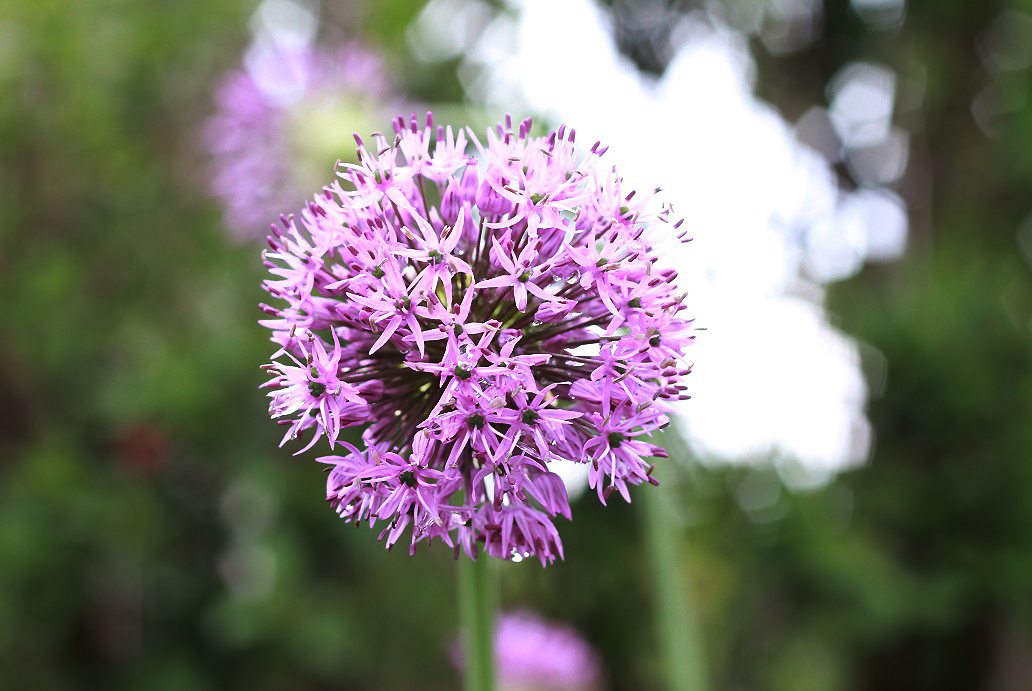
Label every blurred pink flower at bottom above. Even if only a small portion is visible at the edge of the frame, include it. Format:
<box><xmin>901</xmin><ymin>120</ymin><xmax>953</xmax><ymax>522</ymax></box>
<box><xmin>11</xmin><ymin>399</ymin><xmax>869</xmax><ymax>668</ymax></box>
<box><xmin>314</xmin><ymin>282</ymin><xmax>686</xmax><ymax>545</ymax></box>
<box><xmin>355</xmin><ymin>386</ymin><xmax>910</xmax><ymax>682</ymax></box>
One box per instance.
<box><xmin>455</xmin><ymin>610</ymin><xmax>603</xmax><ymax>691</ymax></box>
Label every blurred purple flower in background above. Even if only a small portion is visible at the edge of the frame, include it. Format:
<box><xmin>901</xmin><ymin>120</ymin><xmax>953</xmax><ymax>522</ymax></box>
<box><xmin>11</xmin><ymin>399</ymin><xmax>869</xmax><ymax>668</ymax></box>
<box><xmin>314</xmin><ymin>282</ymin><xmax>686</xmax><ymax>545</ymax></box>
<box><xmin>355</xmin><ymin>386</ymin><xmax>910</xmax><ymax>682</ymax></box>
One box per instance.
<box><xmin>203</xmin><ymin>0</ymin><xmax>395</xmax><ymax>240</ymax></box>
<box><xmin>260</xmin><ymin>113</ymin><xmax>694</xmax><ymax>564</ymax></box>
<box><xmin>453</xmin><ymin>611</ymin><xmax>602</xmax><ymax>691</ymax></box>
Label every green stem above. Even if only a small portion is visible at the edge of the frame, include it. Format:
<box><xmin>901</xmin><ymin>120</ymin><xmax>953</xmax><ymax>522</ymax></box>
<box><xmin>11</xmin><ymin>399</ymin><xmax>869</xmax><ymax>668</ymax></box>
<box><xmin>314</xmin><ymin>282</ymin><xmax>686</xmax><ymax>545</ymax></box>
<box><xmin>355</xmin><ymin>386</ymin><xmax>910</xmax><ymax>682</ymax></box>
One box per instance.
<box><xmin>642</xmin><ymin>434</ymin><xmax>708</xmax><ymax>691</ymax></box>
<box><xmin>459</xmin><ymin>554</ymin><xmax>496</xmax><ymax>691</ymax></box>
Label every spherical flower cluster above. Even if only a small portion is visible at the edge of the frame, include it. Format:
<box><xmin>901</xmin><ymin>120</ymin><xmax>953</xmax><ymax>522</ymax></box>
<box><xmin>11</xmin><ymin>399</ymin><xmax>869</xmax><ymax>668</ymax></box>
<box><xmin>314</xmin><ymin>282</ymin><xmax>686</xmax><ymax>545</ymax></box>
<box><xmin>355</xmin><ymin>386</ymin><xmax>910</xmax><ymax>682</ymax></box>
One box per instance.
<box><xmin>260</xmin><ymin>113</ymin><xmax>694</xmax><ymax>564</ymax></box>
<box><xmin>453</xmin><ymin>611</ymin><xmax>602</xmax><ymax>691</ymax></box>
<box><xmin>495</xmin><ymin>611</ymin><xmax>602</xmax><ymax>691</ymax></box>
<box><xmin>204</xmin><ymin>40</ymin><xmax>393</xmax><ymax>239</ymax></box>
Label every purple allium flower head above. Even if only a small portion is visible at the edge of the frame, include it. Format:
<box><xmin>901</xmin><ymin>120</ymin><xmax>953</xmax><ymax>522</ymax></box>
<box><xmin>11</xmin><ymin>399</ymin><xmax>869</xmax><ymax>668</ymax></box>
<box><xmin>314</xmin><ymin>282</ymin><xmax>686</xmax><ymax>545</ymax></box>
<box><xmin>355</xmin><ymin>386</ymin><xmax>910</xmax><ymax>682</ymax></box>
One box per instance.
<box><xmin>260</xmin><ymin>113</ymin><xmax>694</xmax><ymax>564</ymax></box>
<box><xmin>494</xmin><ymin>611</ymin><xmax>602</xmax><ymax>691</ymax></box>
<box><xmin>453</xmin><ymin>610</ymin><xmax>602</xmax><ymax>691</ymax></box>
<box><xmin>204</xmin><ymin>39</ymin><xmax>393</xmax><ymax>240</ymax></box>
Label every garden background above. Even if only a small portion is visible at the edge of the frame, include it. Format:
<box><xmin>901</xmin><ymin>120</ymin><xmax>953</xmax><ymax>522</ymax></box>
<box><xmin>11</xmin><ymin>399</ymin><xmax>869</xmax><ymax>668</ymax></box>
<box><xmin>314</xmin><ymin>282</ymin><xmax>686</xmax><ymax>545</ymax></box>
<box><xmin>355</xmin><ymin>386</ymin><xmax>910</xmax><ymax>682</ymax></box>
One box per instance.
<box><xmin>3</xmin><ymin>0</ymin><xmax>1032</xmax><ymax>689</ymax></box>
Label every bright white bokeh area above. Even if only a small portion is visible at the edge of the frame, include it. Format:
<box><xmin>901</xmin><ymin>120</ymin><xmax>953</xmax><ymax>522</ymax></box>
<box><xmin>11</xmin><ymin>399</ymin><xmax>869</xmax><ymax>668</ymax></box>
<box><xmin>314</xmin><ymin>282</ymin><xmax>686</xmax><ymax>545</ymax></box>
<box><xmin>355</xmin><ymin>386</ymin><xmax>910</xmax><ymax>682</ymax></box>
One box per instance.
<box><xmin>411</xmin><ymin>0</ymin><xmax>911</xmax><ymax>487</ymax></box>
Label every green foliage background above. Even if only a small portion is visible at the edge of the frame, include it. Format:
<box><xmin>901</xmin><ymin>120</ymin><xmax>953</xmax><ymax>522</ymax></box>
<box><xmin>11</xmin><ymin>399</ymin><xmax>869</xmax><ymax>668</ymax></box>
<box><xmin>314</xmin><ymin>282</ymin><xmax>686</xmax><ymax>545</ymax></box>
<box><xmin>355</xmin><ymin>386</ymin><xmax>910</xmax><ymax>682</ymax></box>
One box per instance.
<box><xmin>2</xmin><ymin>0</ymin><xmax>1031</xmax><ymax>689</ymax></box>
